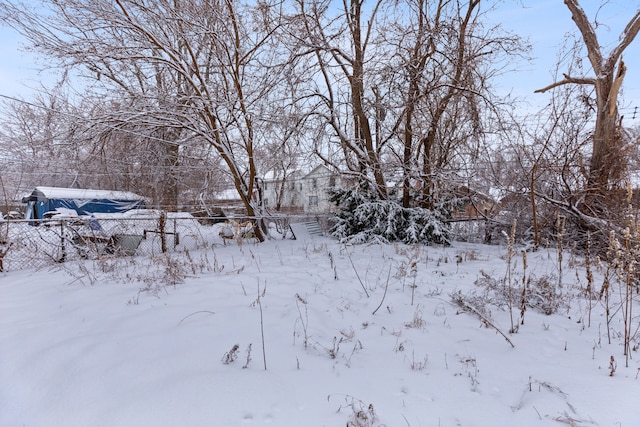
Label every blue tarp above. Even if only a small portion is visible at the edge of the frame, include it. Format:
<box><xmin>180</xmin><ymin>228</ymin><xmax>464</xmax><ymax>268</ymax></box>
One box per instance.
<box><xmin>22</xmin><ymin>187</ymin><xmax>146</xmax><ymax>220</ymax></box>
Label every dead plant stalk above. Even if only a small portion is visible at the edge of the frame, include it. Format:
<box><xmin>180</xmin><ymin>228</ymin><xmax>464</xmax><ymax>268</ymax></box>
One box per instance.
<box><xmin>344</xmin><ymin>245</ymin><xmax>370</xmax><ymax>298</ymax></box>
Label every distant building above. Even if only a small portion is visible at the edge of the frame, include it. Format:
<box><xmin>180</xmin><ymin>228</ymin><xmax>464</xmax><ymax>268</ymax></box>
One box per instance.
<box><xmin>261</xmin><ymin>165</ymin><xmax>340</xmax><ymax>214</ymax></box>
<box><xmin>451</xmin><ymin>186</ymin><xmax>496</xmax><ymax>219</ymax></box>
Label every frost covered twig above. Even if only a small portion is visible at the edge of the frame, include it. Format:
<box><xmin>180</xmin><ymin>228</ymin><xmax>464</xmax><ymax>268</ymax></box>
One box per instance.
<box><xmin>451</xmin><ymin>291</ymin><xmax>515</xmax><ymax>348</ymax></box>
<box><xmin>372</xmin><ymin>265</ymin><xmax>391</xmax><ymax>315</ymax></box>
<box><xmin>222</xmin><ymin>344</ymin><xmax>240</xmax><ymax>364</ymax></box>
<box><xmin>176</xmin><ymin>310</ymin><xmax>215</xmax><ymax>326</ymax></box>
<box><xmin>344</xmin><ymin>245</ymin><xmax>370</xmax><ymax>297</ymax></box>
<box><xmin>328</xmin><ymin>394</ymin><xmax>378</xmax><ymax>427</ymax></box>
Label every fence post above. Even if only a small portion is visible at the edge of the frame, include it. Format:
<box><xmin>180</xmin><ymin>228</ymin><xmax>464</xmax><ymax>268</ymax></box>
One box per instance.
<box><xmin>159</xmin><ymin>211</ymin><xmax>167</xmax><ymax>253</ymax></box>
<box><xmin>173</xmin><ymin>217</ymin><xmax>179</xmax><ymax>247</ymax></box>
<box><xmin>59</xmin><ymin>220</ymin><xmax>66</xmax><ymax>262</ymax></box>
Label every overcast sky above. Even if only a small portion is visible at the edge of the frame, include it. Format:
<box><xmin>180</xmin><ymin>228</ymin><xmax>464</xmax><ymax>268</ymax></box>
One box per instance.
<box><xmin>0</xmin><ymin>1</ymin><xmax>638</xmax><ymax>123</ymax></box>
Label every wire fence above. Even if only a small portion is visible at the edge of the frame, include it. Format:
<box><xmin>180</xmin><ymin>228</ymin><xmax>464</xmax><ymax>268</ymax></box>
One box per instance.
<box><xmin>0</xmin><ymin>212</ymin><xmax>489</xmax><ymax>273</ymax></box>
<box><xmin>0</xmin><ymin>213</ymin><xmax>339</xmax><ymax>272</ymax></box>
<box><xmin>0</xmin><ymin>213</ymin><xmax>217</xmax><ymax>271</ymax></box>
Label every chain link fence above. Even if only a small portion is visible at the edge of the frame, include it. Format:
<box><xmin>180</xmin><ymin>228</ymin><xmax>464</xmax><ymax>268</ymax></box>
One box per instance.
<box><xmin>0</xmin><ymin>212</ymin><xmax>494</xmax><ymax>273</ymax></box>
<box><xmin>0</xmin><ymin>213</ymin><xmax>224</xmax><ymax>272</ymax></box>
<box><xmin>0</xmin><ymin>212</ymin><xmax>336</xmax><ymax>272</ymax></box>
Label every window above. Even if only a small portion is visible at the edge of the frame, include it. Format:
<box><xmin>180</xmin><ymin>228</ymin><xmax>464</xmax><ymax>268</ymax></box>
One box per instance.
<box><xmin>309</xmin><ymin>196</ymin><xmax>318</xmax><ymax>206</ymax></box>
<box><xmin>329</xmin><ymin>175</ymin><xmax>336</xmax><ymax>187</ymax></box>
<box><xmin>312</xmin><ymin>178</ymin><xmax>317</xmax><ymax>189</ymax></box>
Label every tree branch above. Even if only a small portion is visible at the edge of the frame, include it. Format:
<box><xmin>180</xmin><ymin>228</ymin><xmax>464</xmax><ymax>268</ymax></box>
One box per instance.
<box><xmin>604</xmin><ymin>9</ymin><xmax>640</xmax><ymax>71</ymax></box>
<box><xmin>564</xmin><ymin>0</ymin><xmax>602</xmax><ymax>75</ymax></box>
<box><xmin>534</xmin><ymin>73</ymin><xmax>596</xmax><ymax>93</ymax></box>
<box><xmin>451</xmin><ymin>292</ymin><xmax>515</xmax><ymax>348</ymax></box>
<box><xmin>608</xmin><ymin>59</ymin><xmax>626</xmax><ymax>116</ymax></box>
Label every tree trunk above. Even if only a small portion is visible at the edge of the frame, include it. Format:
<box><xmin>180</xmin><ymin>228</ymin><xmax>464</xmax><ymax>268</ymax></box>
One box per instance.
<box><xmin>588</xmin><ymin>77</ymin><xmax>624</xmax><ymax>194</ymax></box>
<box><xmin>349</xmin><ymin>0</ymin><xmax>387</xmax><ymax>200</ymax></box>
<box><xmin>419</xmin><ymin>0</ymin><xmax>478</xmax><ymax>209</ymax></box>
<box><xmin>160</xmin><ymin>139</ymin><xmax>180</xmax><ymax>212</ymax></box>
<box><xmin>402</xmin><ymin>106</ymin><xmax>414</xmax><ymax>209</ymax></box>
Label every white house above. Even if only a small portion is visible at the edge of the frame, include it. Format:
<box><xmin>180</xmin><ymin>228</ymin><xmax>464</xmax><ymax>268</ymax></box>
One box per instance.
<box><xmin>261</xmin><ymin>165</ymin><xmax>340</xmax><ymax>214</ymax></box>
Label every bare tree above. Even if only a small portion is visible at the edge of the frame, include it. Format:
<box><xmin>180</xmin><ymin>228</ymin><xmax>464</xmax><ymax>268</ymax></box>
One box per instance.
<box><xmin>0</xmin><ymin>88</ymin><xmax>92</xmax><ymax>195</ymax></box>
<box><xmin>295</xmin><ymin>0</ymin><xmax>525</xmax><ymax>213</ymax></box>
<box><xmin>535</xmin><ymin>1</ymin><xmax>640</xmax><ymax>215</ymax></box>
<box><xmin>253</xmin><ymin>73</ymin><xmax>315</xmax><ymax>211</ymax></box>
<box><xmin>294</xmin><ymin>0</ymin><xmax>389</xmax><ymax>198</ymax></box>
<box><xmin>0</xmin><ymin>80</ymin><xmax>228</xmax><ymax>212</ymax></box>
<box><xmin>1</xmin><ymin>0</ymin><xmax>299</xmax><ymax>240</ymax></box>
<box><xmin>384</xmin><ymin>0</ymin><xmax>446</xmax><ymax>208</ymax></box>
<box><xmin>413</xmin><ymin>0</ymin><xmax>481</xmax><ymax>209</ymax></box>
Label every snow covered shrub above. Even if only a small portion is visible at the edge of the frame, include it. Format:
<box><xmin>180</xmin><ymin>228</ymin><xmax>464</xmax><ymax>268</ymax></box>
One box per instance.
<box><xmin>527</xmin><ymin>275</ymin><xmax>563</xmax><ymax>315</ymax></box>
<box><xmin>329</xmin><ymin>188</ymin><xmax>450</xmax><ymax>245</ymax></box>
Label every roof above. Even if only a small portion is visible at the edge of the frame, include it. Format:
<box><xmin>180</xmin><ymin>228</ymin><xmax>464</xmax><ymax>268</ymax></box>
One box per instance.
<box><xmin>262</xmin><ymin>165</ymin><xmax>335</xmax><ymax>182</ymax></box>
<box><xmin>262</xmin><ymin>170</ymin><xmax>302</xmax><ymax>182</ymax></box>
<box><xmin>22</xmin><ymin>186</ymin><xmax>145</xmax><ymax>203</ymax></box>
<box><xmin>302</xmin><ymin>164</ymin><xmax>333</xmax><ymax>179</ymax></box>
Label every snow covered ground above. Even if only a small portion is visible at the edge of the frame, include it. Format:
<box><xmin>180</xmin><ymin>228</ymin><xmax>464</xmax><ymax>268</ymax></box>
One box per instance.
<box><xmin>1</xmin><ymin>235</ymin><xmax>638</xmax><ymax>426</ymax></box>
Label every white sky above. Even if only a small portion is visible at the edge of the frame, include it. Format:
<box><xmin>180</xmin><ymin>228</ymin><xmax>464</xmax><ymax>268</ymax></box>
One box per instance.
<box><xmin>0</xmin><ymin>1</ymin><xmax>638</xmax><ymax>123</ymax></box>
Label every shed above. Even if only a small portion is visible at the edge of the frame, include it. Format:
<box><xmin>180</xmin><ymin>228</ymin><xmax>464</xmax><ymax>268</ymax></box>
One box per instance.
<box><xmin>22</xmin><ymin>187</ymin><xmax>146</xmax><ymax>220</ymax></box>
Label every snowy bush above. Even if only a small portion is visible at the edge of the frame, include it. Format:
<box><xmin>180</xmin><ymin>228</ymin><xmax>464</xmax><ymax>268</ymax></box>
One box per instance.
<box><xmin>329</xmin><ymin>188</ymin><xmax>450</xmax><ymax>245</ymax></box>
<box><xmin>473</xmin><ymin>270</ymin><xmax>565</xmax><ymax>315</ymax></box>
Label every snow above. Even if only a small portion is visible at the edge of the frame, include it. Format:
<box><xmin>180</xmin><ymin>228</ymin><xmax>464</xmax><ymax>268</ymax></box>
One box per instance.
<box><xmin>45</xmin><ymin>207</ymin><xmax>79</xmax><ymax>218</ymax></box>
<box><xmin>214</xmin><ymin>188</ymin><xmax>242</xmax><ymax>201</ymax></box>
<box><xmin>1</xmin><ymin>236</ymin><xmax>638</xmax><ymax>426</ymax></box>
<box><xmin>24</xmin><ymin>186</ymin><xmax>145</xmax><ymax>202</ymax></box>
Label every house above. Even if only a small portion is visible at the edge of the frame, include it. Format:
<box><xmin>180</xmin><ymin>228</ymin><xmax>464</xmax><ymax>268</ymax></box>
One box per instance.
<box><xmin>450</xmin><ymin>186</ymin><xmax>496</xmax><ymax>219</ymax></box>
<box><xmin>261</xmin><ymin>170</ymin><xmax>304</xmax><ymax>212</ymax></box>
<box><xmin>261</xmin><ymin>165</ymin><xmax>340</xmax><ymax>214</ymax></box>
<box><xmin>22</xmin><ymin>186</ymin><xmax>146</xmax><ymax>220</ymax></box>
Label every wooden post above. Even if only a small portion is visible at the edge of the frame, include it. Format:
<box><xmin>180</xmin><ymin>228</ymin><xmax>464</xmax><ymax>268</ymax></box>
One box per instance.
<box><xmin>159</xmin><ymin>211</ymin><xmax>167</xmax><ymax>253</ymax></box>
<box><xmin>173</xmin><ymin>217</ymin><xmax>179</xmax><ymax>247</ymax></box>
